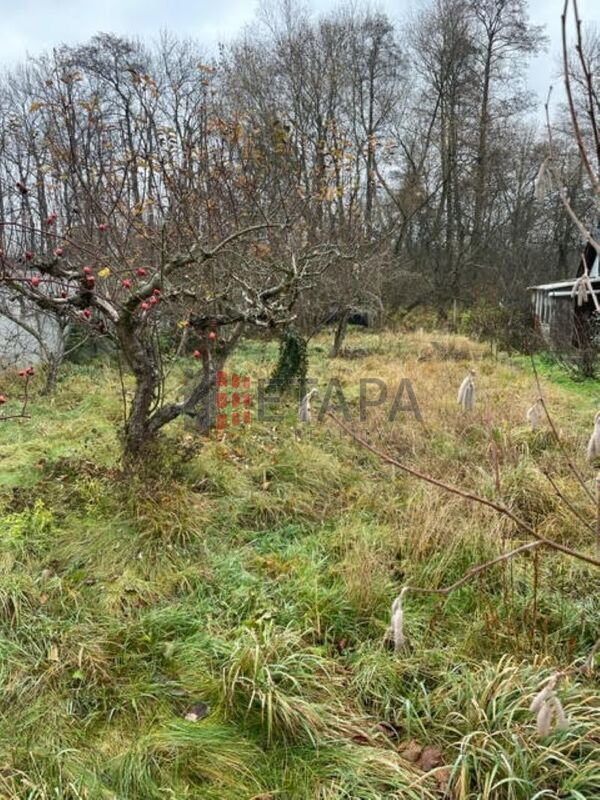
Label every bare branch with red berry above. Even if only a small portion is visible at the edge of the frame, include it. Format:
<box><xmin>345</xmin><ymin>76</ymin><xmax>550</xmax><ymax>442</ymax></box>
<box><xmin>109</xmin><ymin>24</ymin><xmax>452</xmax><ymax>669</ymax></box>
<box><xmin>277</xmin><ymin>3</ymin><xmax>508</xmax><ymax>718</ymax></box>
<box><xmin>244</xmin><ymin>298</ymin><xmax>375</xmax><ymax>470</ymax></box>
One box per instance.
<box><xmin>0</xmin><ymin>367</ymin><xmax>33</xmax><ymax>422</ymax></box>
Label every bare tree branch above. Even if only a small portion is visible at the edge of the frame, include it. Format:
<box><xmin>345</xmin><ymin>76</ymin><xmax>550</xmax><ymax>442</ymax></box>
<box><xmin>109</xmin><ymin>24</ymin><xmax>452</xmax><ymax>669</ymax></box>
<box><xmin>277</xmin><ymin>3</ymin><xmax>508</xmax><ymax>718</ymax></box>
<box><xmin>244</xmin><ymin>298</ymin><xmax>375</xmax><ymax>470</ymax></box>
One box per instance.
<box><xmin>328</xmin><ymin>412</ymin><xmax>600</xmax><ymax>569</ymax></box>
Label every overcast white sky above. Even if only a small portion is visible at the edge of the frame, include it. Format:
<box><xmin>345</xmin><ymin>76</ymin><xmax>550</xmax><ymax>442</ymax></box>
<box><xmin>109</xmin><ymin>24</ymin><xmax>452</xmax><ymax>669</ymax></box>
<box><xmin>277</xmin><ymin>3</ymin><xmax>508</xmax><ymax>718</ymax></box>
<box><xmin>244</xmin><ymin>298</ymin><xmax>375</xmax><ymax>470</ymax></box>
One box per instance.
<box><xmin>0</xmin><ymin>0</ymin><xmax>598</xmax><ymax>117</ymax></box>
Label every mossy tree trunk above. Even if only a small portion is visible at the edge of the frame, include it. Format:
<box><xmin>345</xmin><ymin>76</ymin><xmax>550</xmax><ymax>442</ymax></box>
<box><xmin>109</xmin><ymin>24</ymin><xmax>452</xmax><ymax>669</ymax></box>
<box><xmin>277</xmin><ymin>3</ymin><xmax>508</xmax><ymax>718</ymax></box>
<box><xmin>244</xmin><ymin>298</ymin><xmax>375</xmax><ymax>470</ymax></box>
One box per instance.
<box><xmin>330</xmin><ymin>308</ymin><xmax>350</xmax><ymax>358</ymax></box>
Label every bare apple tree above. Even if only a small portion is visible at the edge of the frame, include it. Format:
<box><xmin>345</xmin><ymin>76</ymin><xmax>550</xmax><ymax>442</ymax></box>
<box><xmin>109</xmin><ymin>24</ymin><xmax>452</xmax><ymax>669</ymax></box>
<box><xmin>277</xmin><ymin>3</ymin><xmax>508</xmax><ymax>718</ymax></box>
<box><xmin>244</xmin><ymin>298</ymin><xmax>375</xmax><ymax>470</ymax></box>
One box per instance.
<box><xmin>0</xmin><ymin>35</ymin><xmax>333</xmax><ymax>458</ymax></box>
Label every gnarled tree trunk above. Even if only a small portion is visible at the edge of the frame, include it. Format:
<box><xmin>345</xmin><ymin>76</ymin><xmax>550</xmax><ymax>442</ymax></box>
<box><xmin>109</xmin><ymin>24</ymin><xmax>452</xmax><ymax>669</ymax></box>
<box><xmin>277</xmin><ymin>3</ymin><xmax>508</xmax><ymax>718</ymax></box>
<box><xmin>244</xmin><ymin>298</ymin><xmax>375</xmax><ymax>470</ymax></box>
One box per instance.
<box><xmin>330</xmin><ymin>308</ymin><xmax>350</xmax><ymax>358</ymax></box>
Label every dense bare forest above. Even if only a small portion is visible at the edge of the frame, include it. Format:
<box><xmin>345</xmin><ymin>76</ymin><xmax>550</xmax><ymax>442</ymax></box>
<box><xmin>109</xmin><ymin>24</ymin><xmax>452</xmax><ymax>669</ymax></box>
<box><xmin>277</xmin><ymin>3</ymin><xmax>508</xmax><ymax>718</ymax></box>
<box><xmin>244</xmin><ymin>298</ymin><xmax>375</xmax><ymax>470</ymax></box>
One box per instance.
<box><xmin>0</xmin><ymin>5</ymin><xmax>594</xmax><ymax>322</ymax></box>
<box><xmin>2</xmin><ymin>0</ymin><xmax>578</xmax><ymax>310</ymax></box>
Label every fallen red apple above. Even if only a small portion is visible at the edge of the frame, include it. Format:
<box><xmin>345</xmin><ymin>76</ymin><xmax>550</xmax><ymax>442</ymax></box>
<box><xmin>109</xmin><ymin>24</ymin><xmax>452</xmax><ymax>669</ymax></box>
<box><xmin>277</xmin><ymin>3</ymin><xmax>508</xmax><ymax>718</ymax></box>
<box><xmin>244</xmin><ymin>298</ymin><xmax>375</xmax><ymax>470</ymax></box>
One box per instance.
<box><xmin>0</xmin><ymin>395</ymin><xmax>7</xmax><ymax>404</ymax></box>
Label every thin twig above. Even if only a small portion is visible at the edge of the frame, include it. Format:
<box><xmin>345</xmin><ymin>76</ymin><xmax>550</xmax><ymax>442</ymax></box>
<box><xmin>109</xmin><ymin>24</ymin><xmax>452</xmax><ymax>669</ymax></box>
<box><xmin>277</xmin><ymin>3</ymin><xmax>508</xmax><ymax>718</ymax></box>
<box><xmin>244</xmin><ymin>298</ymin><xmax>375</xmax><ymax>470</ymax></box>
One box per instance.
<box><xmin>543</xmin><ymin>84</ymin><xmax>600</xmax><ymax>296</ymax></box>
<box><xmin>583</xmin><ymin>636</ymin><xmax>600</xmax><ymax>676</ymax></box>
<box><xmin>530</xmin><ymin>355</ymin><xmax>595</xmax><ymax>503</ymax></box>
<box><xmin>573</xmin><ymin>0</ymin><xmax>600</xmax><ymax>171</ymax></box>
<box><xmin>401</xmin><ymin>541</ymin><xmax>543</xmax><ymax>598</ymax></box>
<box><xmin>328</xmin><ymin>412</ymin><xmax>600</xmax><ymax>569</ymax></box>
<box><xmin>562</xmin><ymin>0</ymin><xmax>600</xmax><ymax>197</ymax></box>
<box><xmin>541</xmin><ymin>469</ymin><xmax>594</xmax><ymax>533</ymax></box>
<box><xmin>0</xmin><ymin>372</ymin><xmax>32</xmax><ymax>422</ymax></box>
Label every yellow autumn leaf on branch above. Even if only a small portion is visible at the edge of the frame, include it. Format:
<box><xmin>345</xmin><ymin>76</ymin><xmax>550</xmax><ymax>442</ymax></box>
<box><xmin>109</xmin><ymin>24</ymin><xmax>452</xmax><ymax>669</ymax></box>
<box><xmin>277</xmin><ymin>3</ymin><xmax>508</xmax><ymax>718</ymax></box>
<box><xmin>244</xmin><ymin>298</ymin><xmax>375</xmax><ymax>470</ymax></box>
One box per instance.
<box><xmin>98</xmin><ymin>267</ymin><xmax>111</xmax><ymax>278</ymax></box>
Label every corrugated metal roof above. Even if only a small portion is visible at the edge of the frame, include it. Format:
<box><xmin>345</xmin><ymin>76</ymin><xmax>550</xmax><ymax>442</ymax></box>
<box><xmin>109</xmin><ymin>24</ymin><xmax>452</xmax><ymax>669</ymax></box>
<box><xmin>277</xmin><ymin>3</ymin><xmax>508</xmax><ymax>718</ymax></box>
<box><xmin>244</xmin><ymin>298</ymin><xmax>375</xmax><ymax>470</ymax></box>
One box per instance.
<box><xmin>529</xmin><ymin>280</ymin><xmax>576</xmax><ymax>290</ymax></box>
<box><xmin>529</xmin><ymin>278</ymin><xmax>600</xmax><ymax>291</ymax></box>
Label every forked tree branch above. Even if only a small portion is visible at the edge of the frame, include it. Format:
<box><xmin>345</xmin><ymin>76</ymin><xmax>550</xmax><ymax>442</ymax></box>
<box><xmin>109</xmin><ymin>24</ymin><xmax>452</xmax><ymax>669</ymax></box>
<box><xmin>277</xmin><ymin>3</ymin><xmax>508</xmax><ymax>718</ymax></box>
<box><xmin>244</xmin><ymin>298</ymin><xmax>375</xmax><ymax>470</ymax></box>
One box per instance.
<box><xmin>562</xmin><ymin>0</ymin><xmax>600</xmax><ymax>197</ymax></box>
<box><xmin>327</xmin><ymin>413</ymin><xmax>600</xmax><ymax>569</ymax></box>
<box><xmin>401</xmin><ymin>541</ymin><xmax>543</xmax><ymax>597</ymax></box>
<box><xmin>572</xmin><ymin>0</ymin><xmax>600</xmax><ymax>172</ymax></box>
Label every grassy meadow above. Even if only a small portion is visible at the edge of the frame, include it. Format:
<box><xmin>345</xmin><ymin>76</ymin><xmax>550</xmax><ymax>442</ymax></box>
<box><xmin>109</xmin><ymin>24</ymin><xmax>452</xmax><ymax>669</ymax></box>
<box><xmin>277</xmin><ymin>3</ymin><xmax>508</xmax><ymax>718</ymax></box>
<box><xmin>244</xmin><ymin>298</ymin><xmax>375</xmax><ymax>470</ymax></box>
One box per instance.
<box><xmin>0</xmin><ymin>328</ymin><xmax>599</xmax><ymax>799</ymax></box>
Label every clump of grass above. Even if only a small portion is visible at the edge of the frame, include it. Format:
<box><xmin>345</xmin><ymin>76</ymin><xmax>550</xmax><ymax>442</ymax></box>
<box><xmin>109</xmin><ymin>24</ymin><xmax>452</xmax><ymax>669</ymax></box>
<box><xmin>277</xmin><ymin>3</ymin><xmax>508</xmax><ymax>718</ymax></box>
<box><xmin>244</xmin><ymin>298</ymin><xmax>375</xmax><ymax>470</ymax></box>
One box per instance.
<box><xmin>501</xmin><ymin>460</ymin><xmax>558</xmax><ymax>523</ymax></box>
<box><xmin>124</xmin><ymin>477</ymin><xmax>211</xmax><ymax>546</ymax></box>
<box><xmin>219</xmin><ymin>623</ymin><xmax>342</xmax><ymax>744</ymax></box>
<box><xmin>104</xmin><ymin>720</ymin><xmax>264</xmax><ymax>798</ymax></box>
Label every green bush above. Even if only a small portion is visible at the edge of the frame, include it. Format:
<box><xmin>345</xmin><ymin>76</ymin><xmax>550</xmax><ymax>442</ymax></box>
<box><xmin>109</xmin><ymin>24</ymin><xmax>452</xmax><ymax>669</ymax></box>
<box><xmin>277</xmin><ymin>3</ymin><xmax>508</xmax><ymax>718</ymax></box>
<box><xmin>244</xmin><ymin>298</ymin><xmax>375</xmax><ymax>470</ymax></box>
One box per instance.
<box><xmin>459</xmin><ymin>301</ymin><xmax>534</xmax><ymax>353</ymax></box>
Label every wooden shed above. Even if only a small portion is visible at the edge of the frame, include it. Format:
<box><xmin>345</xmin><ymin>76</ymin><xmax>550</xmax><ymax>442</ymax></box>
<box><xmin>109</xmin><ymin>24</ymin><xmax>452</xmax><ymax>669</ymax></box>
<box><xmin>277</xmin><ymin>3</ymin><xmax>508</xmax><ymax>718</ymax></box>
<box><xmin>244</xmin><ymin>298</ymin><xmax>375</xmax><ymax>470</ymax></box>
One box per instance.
<box><xmin>530</xmin><ymin>239</ymin><xmax>600</xmax><ymax>350</ymax></box>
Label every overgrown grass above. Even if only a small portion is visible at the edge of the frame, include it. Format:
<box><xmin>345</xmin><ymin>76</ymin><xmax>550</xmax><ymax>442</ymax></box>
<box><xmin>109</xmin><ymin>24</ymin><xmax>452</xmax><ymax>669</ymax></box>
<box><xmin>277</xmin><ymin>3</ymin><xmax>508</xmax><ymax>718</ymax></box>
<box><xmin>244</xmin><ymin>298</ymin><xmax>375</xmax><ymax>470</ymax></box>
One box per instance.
<box><xmin>513</xmin><ymin>351</ymin><xmax>600</xmax><ymax>404</ymax></box>
<box><xmin>0</xmin><ymin>329</ymin><xmax>598</xmax><ymax>799</ymax></box>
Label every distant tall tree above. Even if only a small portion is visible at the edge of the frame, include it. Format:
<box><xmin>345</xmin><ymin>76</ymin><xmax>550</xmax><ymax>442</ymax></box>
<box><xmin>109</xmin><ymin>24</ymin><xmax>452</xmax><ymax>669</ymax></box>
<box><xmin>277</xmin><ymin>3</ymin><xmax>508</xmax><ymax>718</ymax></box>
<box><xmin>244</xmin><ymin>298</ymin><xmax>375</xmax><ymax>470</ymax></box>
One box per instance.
<box><xmin>469</xmin><ymin>0</ymin><xmax>545</xmax><ymax>251</ymax></box>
